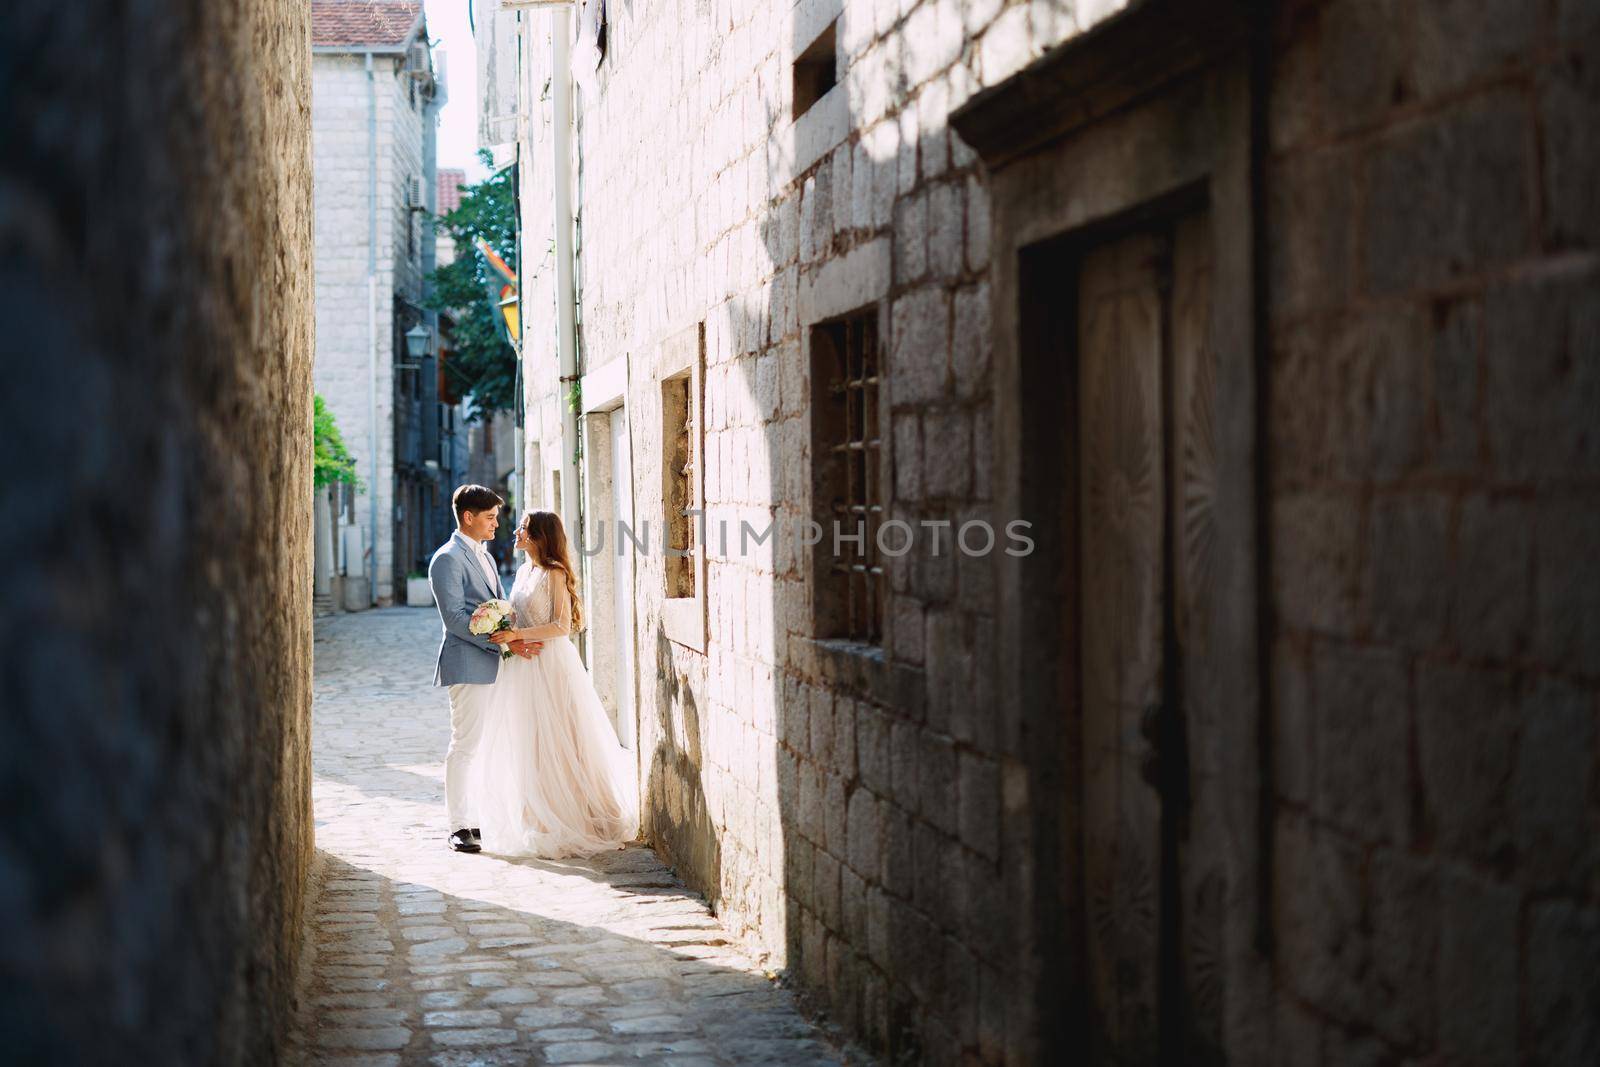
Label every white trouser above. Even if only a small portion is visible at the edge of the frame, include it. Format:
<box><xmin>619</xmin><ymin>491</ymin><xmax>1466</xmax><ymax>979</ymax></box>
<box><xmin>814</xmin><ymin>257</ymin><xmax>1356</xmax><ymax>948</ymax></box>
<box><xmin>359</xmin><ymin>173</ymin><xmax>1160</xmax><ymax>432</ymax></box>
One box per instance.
<box><xmin>445</xmin><ymin>682</ymin><xmax>493</xmax><ymax>831</ymax></box>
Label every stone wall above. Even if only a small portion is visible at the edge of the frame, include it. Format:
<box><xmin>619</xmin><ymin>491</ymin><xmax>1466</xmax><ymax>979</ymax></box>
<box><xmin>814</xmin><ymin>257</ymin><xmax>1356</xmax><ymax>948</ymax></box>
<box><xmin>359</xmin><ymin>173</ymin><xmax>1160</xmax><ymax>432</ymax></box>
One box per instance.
<box><xmin>0</xmin><ymin>2</ymin><xmax>315</xmax><ymax>1062</ymax></box>
<box><xmin>1265</xmin><ymin>1</ymin><xmax>1600</xmax><ymax>1062</ymax></box>
<box><xmin>511</xmin><ymin>0</ymin><xmax>1600</xmax><ymax>1063</ymax></box>
<box><xmin>513</xmin><ymin>1</ymin><xmax>1130</xmax><ymax>1061</ymax></box>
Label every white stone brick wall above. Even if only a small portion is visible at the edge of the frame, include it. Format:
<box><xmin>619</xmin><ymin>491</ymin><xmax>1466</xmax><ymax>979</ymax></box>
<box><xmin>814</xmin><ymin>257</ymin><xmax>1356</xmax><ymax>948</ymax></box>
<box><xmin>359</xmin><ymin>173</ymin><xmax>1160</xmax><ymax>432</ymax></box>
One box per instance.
<box><xmin>511</xmin><ymin>1</ymin><xmax>1128</xmax><ymax>1057</ymax></box>
<box><xmin>312</xmin><ymin>48</ymin><xmax>433</xmax><ymax>603</ymax></box>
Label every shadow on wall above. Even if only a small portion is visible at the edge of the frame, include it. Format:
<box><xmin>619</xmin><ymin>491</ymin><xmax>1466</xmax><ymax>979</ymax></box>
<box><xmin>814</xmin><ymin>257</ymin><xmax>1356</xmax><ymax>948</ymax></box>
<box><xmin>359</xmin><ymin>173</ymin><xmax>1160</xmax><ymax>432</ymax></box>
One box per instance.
<box><xmin>645</xmin><ymin>630</ymin><xmax>723</xmax><ymax>902</ymax></box>
<box><xmin>635</xmin><ymin>0</ymin><xmax>1006</xmax><ymax>1060</ymax></box>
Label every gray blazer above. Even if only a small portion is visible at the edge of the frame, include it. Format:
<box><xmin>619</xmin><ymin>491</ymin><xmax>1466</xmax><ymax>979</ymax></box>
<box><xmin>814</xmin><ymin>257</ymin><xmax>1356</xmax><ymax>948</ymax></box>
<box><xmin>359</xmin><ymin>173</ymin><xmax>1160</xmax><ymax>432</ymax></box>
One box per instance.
<box><xmin>429</xmin><ymin>536</ymin><xmax>505</xmax><ymax>687</ymax></box>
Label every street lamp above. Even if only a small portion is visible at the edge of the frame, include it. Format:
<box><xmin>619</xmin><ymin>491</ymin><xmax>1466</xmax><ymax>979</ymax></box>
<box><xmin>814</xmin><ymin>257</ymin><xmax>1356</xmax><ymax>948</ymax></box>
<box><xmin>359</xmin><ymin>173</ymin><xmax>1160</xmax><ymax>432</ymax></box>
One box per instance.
<box><xmin>403</xmin><ymin>322</ymin><xmax>431</xmax><ymax>365</ymax></box>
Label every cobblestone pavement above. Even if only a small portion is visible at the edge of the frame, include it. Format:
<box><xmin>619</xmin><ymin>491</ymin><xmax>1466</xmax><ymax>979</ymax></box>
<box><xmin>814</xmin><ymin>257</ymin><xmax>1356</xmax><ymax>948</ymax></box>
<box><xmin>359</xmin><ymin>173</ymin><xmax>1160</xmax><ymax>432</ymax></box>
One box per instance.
<box><xmin>290</xmin><ymin>608</ymin><xmax>848</xmax><ymax>1066</ymax></box>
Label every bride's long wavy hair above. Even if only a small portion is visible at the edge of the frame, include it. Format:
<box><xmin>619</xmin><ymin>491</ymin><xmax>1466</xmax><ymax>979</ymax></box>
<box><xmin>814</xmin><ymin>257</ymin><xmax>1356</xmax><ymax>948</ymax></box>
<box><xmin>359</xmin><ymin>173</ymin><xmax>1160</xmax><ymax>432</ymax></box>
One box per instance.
<box><xmin>520</xmin><ymin>510</ymin><xmax>584</xmax><ymax>633</ymax></box>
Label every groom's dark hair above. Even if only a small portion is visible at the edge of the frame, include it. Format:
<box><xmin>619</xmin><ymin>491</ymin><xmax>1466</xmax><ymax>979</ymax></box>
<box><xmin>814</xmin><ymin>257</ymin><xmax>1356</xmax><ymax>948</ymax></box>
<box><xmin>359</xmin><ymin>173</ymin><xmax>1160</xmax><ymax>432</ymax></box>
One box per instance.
<box><xmin>452</xmin><ymin>484</ymin><xmax>504</xmax><ymax>525</ymax></box>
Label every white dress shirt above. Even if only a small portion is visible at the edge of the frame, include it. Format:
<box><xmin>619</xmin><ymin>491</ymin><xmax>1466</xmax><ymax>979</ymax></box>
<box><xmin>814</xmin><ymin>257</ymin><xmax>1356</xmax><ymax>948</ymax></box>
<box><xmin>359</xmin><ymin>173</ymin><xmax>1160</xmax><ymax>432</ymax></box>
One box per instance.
<box><xmin>453</xmin><ymin>530</ymin><xmax>500</xmax><ymax>592</ymax></box>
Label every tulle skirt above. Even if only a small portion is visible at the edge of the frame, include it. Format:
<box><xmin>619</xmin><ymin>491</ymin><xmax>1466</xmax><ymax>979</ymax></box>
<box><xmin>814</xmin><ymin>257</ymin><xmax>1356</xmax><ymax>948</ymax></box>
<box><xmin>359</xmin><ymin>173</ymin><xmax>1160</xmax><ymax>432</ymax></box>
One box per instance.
<box><xmin>468</xmin><ymin>636</ymin><xmax>638</xmax><ymax>858</ymax></box>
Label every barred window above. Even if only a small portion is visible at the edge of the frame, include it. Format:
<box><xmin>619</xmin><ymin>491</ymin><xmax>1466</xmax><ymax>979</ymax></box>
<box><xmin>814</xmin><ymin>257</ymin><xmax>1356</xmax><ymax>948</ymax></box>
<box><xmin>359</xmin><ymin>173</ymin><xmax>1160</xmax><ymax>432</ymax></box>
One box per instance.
<box><xmin>811</xmin><ymin>310</ymin><xmax>883</xmax><ymax>644</ymax></box>
<box><xmin>663</xmin><ymin>371</ymin><xmax>696</xmax><ymax>599</ymax></box>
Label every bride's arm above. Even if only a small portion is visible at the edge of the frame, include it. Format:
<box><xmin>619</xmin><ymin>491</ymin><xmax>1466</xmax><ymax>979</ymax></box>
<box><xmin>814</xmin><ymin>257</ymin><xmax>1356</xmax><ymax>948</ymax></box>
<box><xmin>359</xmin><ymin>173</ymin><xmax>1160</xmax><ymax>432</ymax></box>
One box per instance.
<box><xmin>516</xmin><ymin>569</ymin><xmax>575</xmax><ymax>640</ymax></box>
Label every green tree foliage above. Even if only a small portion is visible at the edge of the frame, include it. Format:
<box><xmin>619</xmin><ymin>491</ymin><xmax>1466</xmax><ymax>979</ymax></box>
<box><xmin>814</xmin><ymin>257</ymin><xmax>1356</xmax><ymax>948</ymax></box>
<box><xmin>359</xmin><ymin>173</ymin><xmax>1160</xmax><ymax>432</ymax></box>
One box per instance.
<box><xmin>313</xmin><ymin>393</ymin><xmax>362</xmax><ymax>489</ymax></box>
<box><xmin>427</xmin><ymin>152</ymin><xmax>517</xmax><ymax>422</ymax></box>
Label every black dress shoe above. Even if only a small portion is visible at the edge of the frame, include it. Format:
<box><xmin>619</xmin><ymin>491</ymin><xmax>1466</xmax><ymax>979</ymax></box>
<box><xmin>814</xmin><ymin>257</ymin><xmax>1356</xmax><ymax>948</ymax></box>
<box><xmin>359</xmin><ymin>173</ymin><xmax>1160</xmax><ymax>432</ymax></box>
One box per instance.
<box><xmin>470</xmin><ymin>827</ymin><xmax>482</xmax><ymax>842</ymax></box>
<box><xmin>448</xmin><ymin>829</ymin><xmax>481</xmax><ymax>853</ymax></box>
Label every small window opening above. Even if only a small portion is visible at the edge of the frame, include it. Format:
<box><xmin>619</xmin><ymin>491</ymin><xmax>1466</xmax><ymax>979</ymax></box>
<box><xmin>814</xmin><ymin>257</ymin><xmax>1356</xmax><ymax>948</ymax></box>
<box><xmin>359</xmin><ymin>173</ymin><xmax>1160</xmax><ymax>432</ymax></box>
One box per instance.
<box><xmin>793</xmin><ymin>21</ymin><xmax>838</xmax><ymax>121</ymax></box>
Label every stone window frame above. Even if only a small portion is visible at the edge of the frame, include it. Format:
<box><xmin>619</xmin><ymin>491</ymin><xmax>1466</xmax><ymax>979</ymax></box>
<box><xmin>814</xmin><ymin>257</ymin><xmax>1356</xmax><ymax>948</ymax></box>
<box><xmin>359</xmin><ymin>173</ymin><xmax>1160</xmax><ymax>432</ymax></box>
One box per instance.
<box><xmin>792</xmin><ymin>238</ymin><xmax>924</xmax><ymax>709</ymax></box>
<box><xmin>659</xmin><ymin>322</ymin><xmax>707</xmax><ymax>653</ymax></box>
<box><xmin>787</xmin><ymin>0</ymin><xmax>848</xmax><ymax>179</ymax></box>
<box><xmin>809</xmin><ymin>309</ymin><xmax>885</xmax><ymax>645</ymax></box>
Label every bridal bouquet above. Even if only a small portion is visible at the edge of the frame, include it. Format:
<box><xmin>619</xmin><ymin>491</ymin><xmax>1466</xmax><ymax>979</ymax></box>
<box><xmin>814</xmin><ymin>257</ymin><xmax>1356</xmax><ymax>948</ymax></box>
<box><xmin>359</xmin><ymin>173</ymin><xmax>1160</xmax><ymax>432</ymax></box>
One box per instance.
<box><xmin>469</xmin><ymin>598</ymin><xmax>517</xmax><ymax>660</ymax></box>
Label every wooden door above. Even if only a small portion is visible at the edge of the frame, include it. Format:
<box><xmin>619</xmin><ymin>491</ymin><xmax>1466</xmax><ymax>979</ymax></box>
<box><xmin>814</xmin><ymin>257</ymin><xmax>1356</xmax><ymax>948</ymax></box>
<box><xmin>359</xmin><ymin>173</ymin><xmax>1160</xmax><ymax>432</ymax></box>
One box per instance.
<box><xmin>1077</xmin><ymin>211</ymin><xmax>1223</xmax><ymax>1065</ymax></box>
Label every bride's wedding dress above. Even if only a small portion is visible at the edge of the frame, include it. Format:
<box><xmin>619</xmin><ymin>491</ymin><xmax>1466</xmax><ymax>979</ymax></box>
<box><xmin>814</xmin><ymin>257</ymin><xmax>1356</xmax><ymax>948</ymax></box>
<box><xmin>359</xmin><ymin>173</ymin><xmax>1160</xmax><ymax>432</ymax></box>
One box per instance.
<box><xmin>469</xmin><ymin>562</ymin><xmax>638</xmax><ymax>858</ymax></box>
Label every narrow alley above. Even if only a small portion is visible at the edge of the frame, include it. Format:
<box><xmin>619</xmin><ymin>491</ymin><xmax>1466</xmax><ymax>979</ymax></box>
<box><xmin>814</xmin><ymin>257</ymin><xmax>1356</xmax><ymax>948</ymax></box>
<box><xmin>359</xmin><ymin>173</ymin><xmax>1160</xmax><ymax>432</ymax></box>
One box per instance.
<box><xmin>289</xmin><ymin>609</ymin><xmax>847</xmax><ymax>1066</ymax></box>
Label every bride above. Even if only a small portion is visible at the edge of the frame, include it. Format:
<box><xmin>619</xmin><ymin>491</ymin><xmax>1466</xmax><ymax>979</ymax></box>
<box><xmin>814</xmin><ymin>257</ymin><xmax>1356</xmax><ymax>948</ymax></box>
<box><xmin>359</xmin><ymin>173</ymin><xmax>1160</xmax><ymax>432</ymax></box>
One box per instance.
<box><xmin>471</xmin><ymin>510</ymin><xmax>638</xmax><ymax>858</ymax></box>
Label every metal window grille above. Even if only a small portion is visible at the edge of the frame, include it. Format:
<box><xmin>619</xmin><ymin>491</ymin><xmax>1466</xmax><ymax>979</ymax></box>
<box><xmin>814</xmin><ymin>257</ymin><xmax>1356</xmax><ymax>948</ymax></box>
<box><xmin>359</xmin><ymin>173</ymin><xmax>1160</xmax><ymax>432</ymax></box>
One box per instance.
<box><xmin>664</xmin><ymin>373</ymin><xmax>696</xmax><ymax>598</ymax></box>
<box><xmin>816</xmin><ymin>313</ymin><xmax>883</xmax><ymax>644</ymax></box>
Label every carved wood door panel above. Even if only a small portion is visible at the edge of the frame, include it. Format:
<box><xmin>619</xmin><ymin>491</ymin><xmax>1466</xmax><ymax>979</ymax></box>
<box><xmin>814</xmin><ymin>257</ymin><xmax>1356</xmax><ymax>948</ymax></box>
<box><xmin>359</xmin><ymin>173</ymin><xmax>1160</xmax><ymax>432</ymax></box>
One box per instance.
<box><xmin>1080</xmin><ymin>229</ymin><xmax>1166</xmax><ymax>1064</ymax></box>
<box><xmin>1077</xmin><ymin>210</ymin><xmax>1222</xmax><ymax>1065</ymax></box>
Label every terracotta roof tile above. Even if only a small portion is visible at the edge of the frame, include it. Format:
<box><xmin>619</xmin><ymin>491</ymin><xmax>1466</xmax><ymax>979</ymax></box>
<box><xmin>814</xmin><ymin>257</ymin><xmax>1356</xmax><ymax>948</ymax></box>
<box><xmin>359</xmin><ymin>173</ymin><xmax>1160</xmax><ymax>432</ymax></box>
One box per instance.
<box><xmin>311</xmin><ymin>1</ymin><xmax>423</xmax><ymax>49</ymax></box>
<box><xmin>437</xmin><ymin>169</ymin><xmax>467</xmax><ymax>214</ymax></box>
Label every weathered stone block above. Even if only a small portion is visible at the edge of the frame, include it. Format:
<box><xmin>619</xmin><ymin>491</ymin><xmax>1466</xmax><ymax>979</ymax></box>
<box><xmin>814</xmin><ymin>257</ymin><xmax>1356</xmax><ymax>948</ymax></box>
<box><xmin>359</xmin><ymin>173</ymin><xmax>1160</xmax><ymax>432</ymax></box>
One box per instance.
<box><xmin>1455</xmin><ymin>493</ymin><xmax>1533</xmax><ymax>660</ymax></box>
<box><xmin>1267</xmin><ymin>147</ymin><xmax>1356</xmax><ymax>321</ymax></box>
<box><xmin>1513</xmin><ymin>676</ymin><xmax>1596</xmax><ymax>892</ymax></box>
<box><xmin>786</xmin><ymin>830</ymin><xmax>814</xmax><ymax>911</ymax></box>
<box><xmin>1318</xmin><ymin>0</ymin><xmax>1412</xmax><ymax>133</ymax></box>
<box><xmin>881</xmin><ymin>802</ymin><xmax>916</xmax><ymax>900</ymax></box>
<box><xmin>922</xmin><ymin>612</ymin><xmax>964</xmax><ymax>737</ymax></box>
<box><xmin>1273</xmin><ymin>815</ymin><xmax>1368</xmax><ymax>1024</ymax></box>
<box><xmin>783</xmin><ymin>675</ymin><xmax>812</xmax><ymax>751</ymax></box>
<box><xmin>1426</xmin><ymin>296</ymin><xmax>1483</xmax><ymax>476</ymax></box>
<box><xmin>825</xmin><ymin>772</ymin><xmax>850</xmax><ymax>858</ymax></box>
<box><xmin>891</xmin><ymin>594</ymin><xmax>926</xmax><ymax>666</ymax></box>
<box><xmin>1540</xmin><ymin>38</ymin><xmax>1600</xmax><ymax>246</ymax></box>
<box><xmin>1271</xmin><ymin>491</ymin><xmax>1367</xmax><ymax>637</ymax></box>
<box><xmin>810</xmin><ymin>686</ymin><xmax>837</xmax><ymax>766</ymax></box>
<box><xmin>888</xmin><ymin>901</ymin><xmax>942</xmax><ymax>1003</ymax></box>
<box><xmin>1527</xmin><ymin>900</ymin><xmax>1600</xmax><ymax>1065</ymax></box>
<box><xmin>951</xmin><ymin>283</ymin><xmax>991</xmax><ymax>400</ymax></box>
<box><xmin>943</xmin><ymin>938</ymin><xmax>980</xmax><ymax>1046</ymax></box>
<box><xmin>957</xmin><ymin>750</ymin><xmax>1000</xmax><ymax>862</ymax></box>
<box><xmin>800</xmin><ymin>165</ymin><xmax>833</xmax><ymax>264</ymax></box>
<box><xmin>927</xmin><ymin>181</ymin><xmax>963</xmax><ymax>278</ymax></box>
<box><xmin>1368</xmin><ymin>848</ymin><xmax>1437</xmax><ymax>1047</ymax></box>
<box><xmin>857</xmin><ymin>704</ymin><xmax>892</xmax><ymax>796</ymax></box>
<box><xmin>894</xmin><ymin>413</ymin><xmax>923</xmax><ymax>502</ymax></box>
<box><xmin>1534</xmin><ymin>498</ymin><xmax>1600</xmax><ymax>670</ymax></box>
<box><xmin>893</xmin><ymin>189</ymin><xmax>930</xmax><ymax>284</ymax></box>
<box><xmin>799</xmin><ymin>759</ymin><xmax>825</xmax><ymax>845</ymax></box>
<box><xmin>1485</xmin><ymin>269</ymin><xmax>1600</xmax><ymax>483</ymax></box>
<box><xmin>841</xmin><ymin>864</ymin><xmax>869</xmax><ymax>948</ymax></box>
<box><xmin>1417</xmin><ymin>661</ymin><xmax>1516</xmax><ymax>864</ymax></box>
<box><xmin>889</xmin><ymin>287</ymin><xmax>950</xmax><ymax>406</ymax></box>
<box><xmin>1370</xmin><ymin>492</ymin><xmax>1452</xmax><ymax>649</ymax></box>
<box><xmin>1437</xmin><ymin>866</ymin><xmax>1518</xmax><ymax>1066</ymax></box>
<box><xmin>1412</xmin><ymin>0</ymin><xmax>1538</xmax><ymax>101</ymax></box>
<box><xmin>1270</xmin><ymin>307</ymin><xmax>1430</xmax><ymax>483</ymax></box>
<box><xmin>1364</xmin><ymin>92</ymin><xmax>1532</xmax><ymax>293</ymax></box>
<box><xmin>890</xmin><ymin>720</ymin><xmax>921</xmax><ymax>815</ymax></box>
<box><xmin>1314</xmin><ymin>643</ymin><xmax>1410</xmax><ymax>844</ymax></box>
<box><xmin>917</xmin><ymin>732</ymin><xmax>960</xmax><ymax>837</ymax></box>
<box><xmin>847</xmin><ymin>786</ymin><xmax>883</xmax><ymax>880</ymax></box>
<box><xmin>814</xmin><ymin>847</ymin><xmax>843</xmax><ymax>933</ymax></box>
<box><xmin>923</xmin><ymin>409</ymin><xmax>972</xmax><ymax>499</ymax></box>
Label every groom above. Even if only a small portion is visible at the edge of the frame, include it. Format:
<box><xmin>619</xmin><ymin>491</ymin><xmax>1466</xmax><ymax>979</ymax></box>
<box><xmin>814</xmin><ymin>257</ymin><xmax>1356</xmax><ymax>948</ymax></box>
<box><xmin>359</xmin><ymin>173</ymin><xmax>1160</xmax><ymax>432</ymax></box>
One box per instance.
<box><xmin>429</xmin><ymin>484</ymin><xmax>541</xmax><ymax>854</ymax></box>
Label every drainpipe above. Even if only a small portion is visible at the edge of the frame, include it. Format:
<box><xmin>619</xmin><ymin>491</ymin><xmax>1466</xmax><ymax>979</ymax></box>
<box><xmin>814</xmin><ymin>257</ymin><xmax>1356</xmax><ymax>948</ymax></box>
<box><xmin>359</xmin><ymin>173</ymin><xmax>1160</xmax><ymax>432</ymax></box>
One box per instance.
<box><xmin>550</xmin><ymin>6</ymin><xmax>580</xmax><ymax>535</ymax></box>
<box><xmin>366</xmin><ymin>52</ymin><xmax>380</xmax><ymax>606</ymax></box>
<box><xmin>424</xmin><ymin>52</ymin><xmax>443</xmax><ymax>544</ymax></box>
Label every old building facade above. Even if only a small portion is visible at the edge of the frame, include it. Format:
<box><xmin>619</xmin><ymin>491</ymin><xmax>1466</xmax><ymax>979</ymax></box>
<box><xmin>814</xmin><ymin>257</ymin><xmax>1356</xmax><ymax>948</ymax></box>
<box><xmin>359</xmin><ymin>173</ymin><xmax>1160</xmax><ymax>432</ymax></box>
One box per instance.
<box><xmin>312</xmin><ymin>0</ymin><xmax>460</xmax><ymax>605</ymax></box>
<box><xmin>501</xmin><ymin>0</ymin><xmax>1598</xmax><ymax>1062</ymax></box>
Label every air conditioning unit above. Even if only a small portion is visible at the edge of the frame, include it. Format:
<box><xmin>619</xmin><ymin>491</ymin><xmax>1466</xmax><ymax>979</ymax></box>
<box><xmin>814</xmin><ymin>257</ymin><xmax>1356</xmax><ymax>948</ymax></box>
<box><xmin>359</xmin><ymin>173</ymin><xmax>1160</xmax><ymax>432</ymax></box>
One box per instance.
<box><xmin>408</xmin><ymin>175</ymin><xmax>426</xmax><ymax>211</ymax></box>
